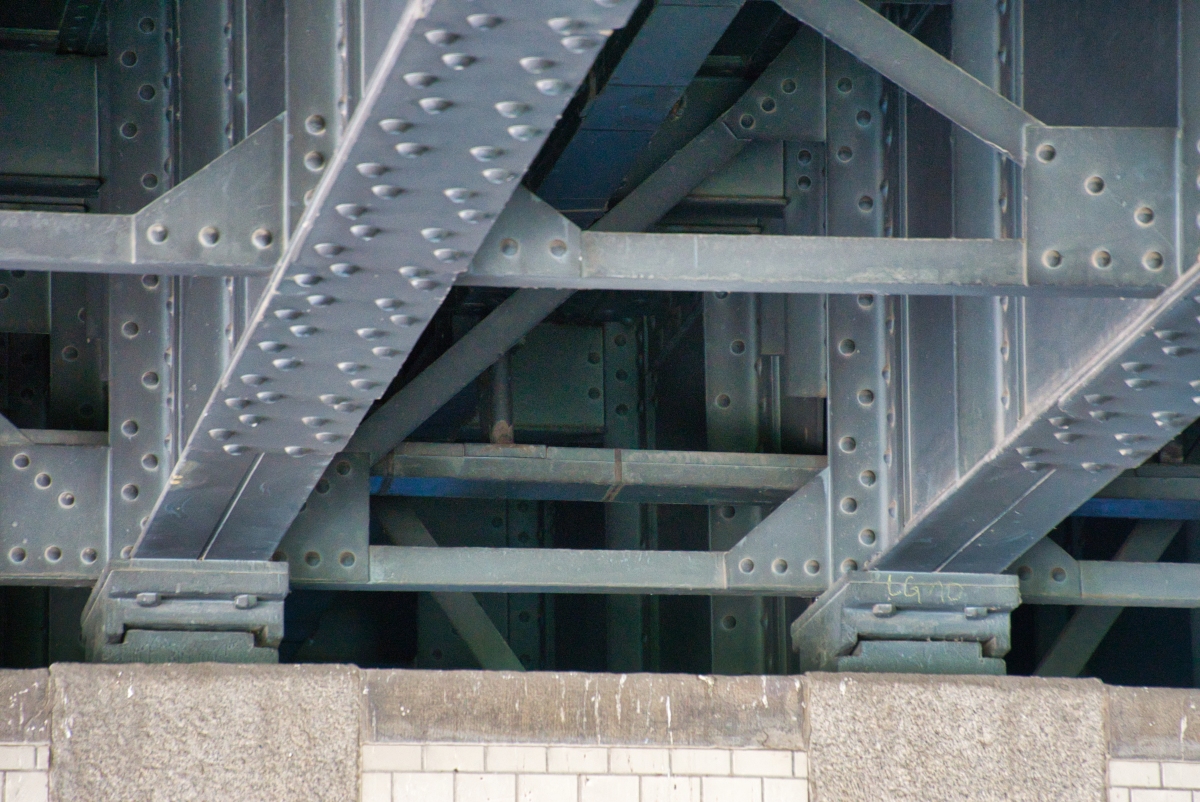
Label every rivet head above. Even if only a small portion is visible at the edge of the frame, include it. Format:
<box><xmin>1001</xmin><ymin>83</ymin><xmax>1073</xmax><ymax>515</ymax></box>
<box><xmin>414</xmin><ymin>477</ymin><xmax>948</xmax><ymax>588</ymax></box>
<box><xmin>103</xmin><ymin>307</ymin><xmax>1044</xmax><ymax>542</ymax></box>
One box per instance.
<box><xmin>285</xmin><ymin>446</ymin><xmax>312</xmax><ymax>457</ymax></box>
<box><xmin>1092</xmin><ymin>249</ymin><xmax>1112</xmax><ymax>269</ymax></box>
<box><xmin>467</xmin><ymin>14</ymin><xmax>501</xmax><ymax>29</ymax></box>
<box><xmin>378</xmin><ymin>118</ymin><xmax>411</xmax><ymax>134</ymax></box>
<box><xmin>403</xmin><ymin>72</ymin><xmax>437</xmax><ymax>88</ymax></box>
<box><xmin>418</xmin><ymin>97</ymin><xmax>452</xmax><ymax>114</ymax></box>
<box><xmin>251</xmin><ymin>228</ymin><xmax>273</xmax><ymax>249</ymax></box>
<box><xmin>561</xmin><ymin>35</ymin><xmax>600</xmax><ymax>53</ymax></box>
<box><xmin>495</xmin><ymin>101</ymin><xmax>530</xmax><ymax>118</ymax></box>
<box><xmin>395</xmin><ymin>143</ymin><xmax>429</xmax><ymax>158</ymax></box>
<box><xmin>146</xmin><ymin>224</ymin><xmax>168</xmax><ymax>244</ymax></box>
<box><xmin>350</xmin><ymin>224</ymin><xmax>380</xmax><ymax>240</ymax></box>
<box><xmin>470</xmin><ymin>146</ymin><xmax>504</xmax><ymax>161</ymax></box>
<box><xmin>536</xmin><ymin>79</ymin><xmax>568</xmax><ymax>95</ymax></box>
<box><xmin>198</xmin><ymin>226</ymin><xmax>220</xmax><ymax>247</ymax></box>
<box><xmin>425</xmin><ymin>29</ymin><xmax>458</xmax><ymax>46</ymax></box>
<box><xmin>372</xmin><ymin>185</ymin><xmax>402</xmax><ymax>199</ymax></box>
<box><xmin>314</xmin><ymin>243</ymin><xmax>344</xmax><ymax>257</ymax></box>
<box><xmin>208</xmin><ymin>428</ymin><xmax>236</xmax><ymax>441</ymax></box>
<box><xmin>508</xmin><ymin>125</ymin><xmax>541</xmax><ymax>142</ymax></box>
<box><xmin>442</xmin><ymin>53</ymin><xmax>474</xmax><ymax>70</ymax></box>
<box><xmin>520</xmin><ymin>57</ymin><xmax>555</xmax><ymax>73</ymax></box>
<box><xmin>315</xmin><ymin>432</ymin><xmax>342</xmax><ymax>443</ymax></box>
<box><xmin>421</xmin><ymin>228</ymin><xmax>449</xmax><ymax>242</ymax></box>
<box><xmin>482</xmin><ymin>168</ymin><xmax>516</xmax><ymax>184</ymax></box>
<box><xmin>444</xmin><ymin>188</ymin><xmax>474</xmax><ymax>203</ymax></box>
<box><xmin>356</xmin><ymin>163</ymin><xmax>387</xmax><ymax>177</ymax></box>
<box><xmin>336</xmin><ymin>203</ymin><xmax>366</xmax><ymax>219</ymax></box>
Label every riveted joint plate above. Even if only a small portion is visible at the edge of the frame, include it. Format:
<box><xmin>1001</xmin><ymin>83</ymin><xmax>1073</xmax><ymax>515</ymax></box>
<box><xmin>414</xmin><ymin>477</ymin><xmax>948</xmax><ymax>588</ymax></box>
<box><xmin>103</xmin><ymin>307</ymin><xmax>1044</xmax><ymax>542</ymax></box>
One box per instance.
<box><xmin>724</xmin><ymin>471</ymin><xmax>829</xmax><ymax>593</ymax></box>
<box><xmin>791</xmin><ymin>570</ymin><xmax>1019</xmax><ymax>673</ymax></box>
<box><xmin>276</xmin><ymin>452</ymin><xmax>369</xmax><ymax>585</ymax></box>
<box><xmin>1025</xmin><ymin>126</ymin><xmax>1177</xmax><ymax>291</ymax></box>
<box><xmin>720</xmin><ymin>25</ymin><xmax>825</xmax><ymax>142</ymax></box>
<box><xmin>472</xmin><ymin>186</ymin><xmax>583</xmax><ymax>284</ymax></box>
<box><xmin>1005</xmin><ymin>537</ymin><xmax>1081</xmax><ymax>604</ymax></box>
<box><xmin>133</xmin><ymin>115</ymin><xmax>285</xmax><ymax>272</ymax></box>
<box><xmin>81</xmin><ymin>558</ymin><xmax>287</xmax><ymax>663</ymax></box>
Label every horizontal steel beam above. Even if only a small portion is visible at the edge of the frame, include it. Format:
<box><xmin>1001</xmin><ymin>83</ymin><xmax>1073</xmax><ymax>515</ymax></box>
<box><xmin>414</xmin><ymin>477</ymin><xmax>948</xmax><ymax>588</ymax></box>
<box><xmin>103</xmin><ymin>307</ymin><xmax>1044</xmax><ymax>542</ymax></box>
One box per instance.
<box><xmin>0</xmin><ymin>116</ymin><xmax>284</xmax><ymax>276</ymax></box>
<box><xmin>371</xmin><ymin>443</ymin><xmax>826</xmax><ymax>504</ymax></box>
<box><xmin>465</xmin><ymin>188</ymin><xmax>1158</xmax><ymax>297</ymax></box>
<box><xmin>1013</xmin><ymin>537</ymin><xmax>1200</xmax><ymax>607</ymax></box>
<box><xmin>360</xmin><ymin>544</ymin><xmax>826</xmax><ymax>596</ymax></box>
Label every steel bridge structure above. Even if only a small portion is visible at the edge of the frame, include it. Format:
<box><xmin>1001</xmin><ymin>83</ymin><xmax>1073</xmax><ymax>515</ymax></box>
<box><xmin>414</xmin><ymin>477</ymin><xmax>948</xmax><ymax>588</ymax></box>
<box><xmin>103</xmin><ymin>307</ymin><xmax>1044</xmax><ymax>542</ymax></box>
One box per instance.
<box><xmin>1</xmin><ymin>0</ymin><xmax>1198</xmax><ymax>676</ymax></box>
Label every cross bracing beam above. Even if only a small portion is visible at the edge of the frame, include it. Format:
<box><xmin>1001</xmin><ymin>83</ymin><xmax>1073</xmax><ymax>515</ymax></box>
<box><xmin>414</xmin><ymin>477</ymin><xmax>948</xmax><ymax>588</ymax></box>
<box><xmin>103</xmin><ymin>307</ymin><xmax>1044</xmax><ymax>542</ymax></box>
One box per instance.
<box><xmin>776</xmin><ymin>0</ymin><xmax>1037</xmax><ymax>164</ymax></box>
<box><xmin>879</xmin><ymin>261</ymin><xmax>1200</xmax><ymax>574</ymax></box>
<box><xmin>873</xmin><ymin>0</ymin><xmax>1200</xmax><ymax>575</ymax></box>
<box><xmin>348</xmin><ymin>288</ymin><xmax>575</xmax><ymax>465</ymax></box>
<box><xmin>1035</xmin><ymin>519</ymin><xmax>1182</xmax><ymax>677</ymax></box>
<box><xmin>590</xmin><ymin>24</ymin><xmax>825</xmax><ymax>233</ymax></box>
<box><xmin>463</xmin><ymin>186</ymin><xmax>1169</xmax><ymax>297</ymax></box>
<box><xmin>133</xmin><ymin>0</ymin><xmax>638</xmax><ymax>561</ymax></box>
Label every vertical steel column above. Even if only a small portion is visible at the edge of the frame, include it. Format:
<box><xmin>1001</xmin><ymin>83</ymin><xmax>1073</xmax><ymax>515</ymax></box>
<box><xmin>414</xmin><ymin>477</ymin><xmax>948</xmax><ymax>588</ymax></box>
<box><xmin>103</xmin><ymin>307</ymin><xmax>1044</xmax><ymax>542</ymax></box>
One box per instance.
<box><xmin>825</xmin><ymin>45</ymin><xmax>896</xmax><ymax>569</ymax></box>
<box><xmin>48</xmin><ymin>275</ymin><xmax>104</xmax><ymax>431</ymax></box>
<box><xmin>101</xmin><ymin>0</ymin><xmax>175</xmax><ymax>559</ymax></box>
<box><xmin>948</xmin><ymin>0</ymin><xmax>1022</xmax><ymax>485</ymax></box>
<box><xmin>506</xmin><ymin>500</ymin><xmax>542</xmax><ymax>670</ymax></box>
<box><xmin>173</xmin><ymin>1</ymin><xmax>237</xmax><ymax>450</ymax></box>
<box><xmin>285</xmin><ymin>0</ymin><xmax>348</xmax><ymax>234</ymax></box>
<box><xmin>704</xmin><ymin>292</ymin><xmax>766</xmax><ymax>674</ymax></box>
<box><xmin>603</xmin><ymin>320</ymin><xmax>647</xmax><ymax>671</ymax></box>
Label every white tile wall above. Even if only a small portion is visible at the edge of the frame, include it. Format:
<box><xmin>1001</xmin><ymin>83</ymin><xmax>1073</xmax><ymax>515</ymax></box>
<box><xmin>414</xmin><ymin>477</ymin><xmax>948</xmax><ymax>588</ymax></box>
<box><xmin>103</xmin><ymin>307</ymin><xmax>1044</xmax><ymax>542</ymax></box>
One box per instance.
<box><xmin>0</xmin><ymin>744</ymin><xmax>49</xmax><ymax>802</ymax></box>
<box><xmin>1108</xmin><ymin>759</ymin><xmax>1200</xmax><ymax>802</ymax></box>
<box><xmin>361</xmin><ymin>743</ymin><xmax>810</xmax><ymax>802</ymax></box>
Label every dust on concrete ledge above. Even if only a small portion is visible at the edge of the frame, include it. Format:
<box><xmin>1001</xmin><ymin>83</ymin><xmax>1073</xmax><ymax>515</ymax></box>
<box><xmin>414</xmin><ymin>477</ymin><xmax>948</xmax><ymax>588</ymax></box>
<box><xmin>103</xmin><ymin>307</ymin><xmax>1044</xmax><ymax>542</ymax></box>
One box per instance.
<box><xmin>363</xmin><ymin>669</ymin><xmax>805</xmax><ymax>748</ymax></box>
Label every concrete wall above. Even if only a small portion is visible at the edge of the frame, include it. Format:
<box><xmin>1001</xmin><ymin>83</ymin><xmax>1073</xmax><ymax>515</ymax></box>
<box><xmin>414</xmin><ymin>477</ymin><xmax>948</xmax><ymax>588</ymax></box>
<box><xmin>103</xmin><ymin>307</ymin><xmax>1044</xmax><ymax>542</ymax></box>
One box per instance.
<box><xmin>1</xmin><ymin>665</ymin><xmax>1198</xmax><ymax>800</ymax></box>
